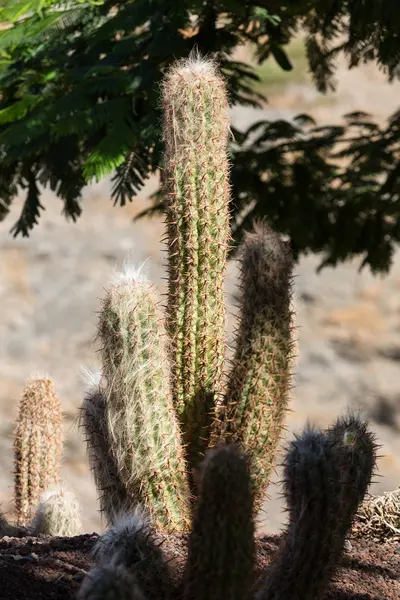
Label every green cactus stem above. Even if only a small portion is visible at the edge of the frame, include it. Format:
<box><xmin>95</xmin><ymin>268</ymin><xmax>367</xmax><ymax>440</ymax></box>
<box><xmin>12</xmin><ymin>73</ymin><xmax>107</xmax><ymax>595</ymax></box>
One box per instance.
<box><xmin>162</xmin><ymin>54</ymin><xmax>231</xmax><ymax>474</ymax></box>
<box><xmin>98</xmin><ymin>267</ymin><xmax>190</xmax><ymax>532</ymax></box>
<box><xmin>214</xmin><ymin>222</ymin><xmax>295</xmax><ymax>509</ymax></box>
<box><xmin>183</xmin><ymin>444</ymin><xmax>255</xmax><ymax>600</ymax></box>
<box><xmin>14</xmin><ymin>377</ymin><xmax>62</xmax><ymax>526</ymax></box>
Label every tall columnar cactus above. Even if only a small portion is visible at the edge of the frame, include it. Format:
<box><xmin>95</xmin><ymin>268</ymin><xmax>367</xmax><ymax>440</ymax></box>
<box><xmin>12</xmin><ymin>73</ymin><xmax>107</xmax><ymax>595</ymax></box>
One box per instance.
<box><xmin>213</xmin><ymin>223</ymin><xmax>294</xmax><ymax>508</ymax></box>
<box><xmin>183</xmin><ymin>444</ymin><xmax>255</xmax><ymax>600</ymax></box>
<box><xmin>162</xmin><ymin>55</ymin><xmax>231</xmax><ymax>471</ymax></box>
<box><xmin>80</xmin><ymin>371</ymin><xmax>133</xmax><ymax>524</ymax></box>
<box><xmin>14</xmin><ymin>377</ymin><xmax>62</xmax><ymax>526</ymax></box>
<box><xmin>97</xmin><ymin>268</ymin><xmax>190</xmax><ymax>532</ymax></box>
<box><xmin>256</xmin><ymin>416</ymin><xmax>377</xmax><ymax>600</ymax></box>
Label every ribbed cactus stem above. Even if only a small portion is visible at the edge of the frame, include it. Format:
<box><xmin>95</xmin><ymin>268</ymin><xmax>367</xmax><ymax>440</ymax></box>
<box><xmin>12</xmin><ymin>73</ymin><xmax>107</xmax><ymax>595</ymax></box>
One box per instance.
<box><xmin>98</xmin><ymin>267</ymin><xmax>190</xmax><ymax>532</ymax></box>
<box><xmin>184</xmin><ymin>445</ymin><xmax>255</xmax><ymax>600</ymax></box>
<box><xmin>94</xmin><ymin>512</ymin><xmax>174</xmax><ymax>599</ymax></box>
<box><xmin>257</xmin><ymin>417</ymin><xmax>377</xmax><ymax>600</ymax></box>
<box><xmin>162</xmin><ymin>54</ymin><xmax>231</xmax><ymax>473</ymax></box>
<box><xmin>14</xmin><ymin>378</ymin><xmax>62</xmax><ymax>526</ymax></box>
<box><xmin>80</xmin><ymin>371</ymin><xmax>133</xmax><ymax>525</ymax></box>
<box><xmin>30</xmin><ymin>488</ymin><xmax>82</xmax><ymax>536</ymax></box>
<box><xmin>215</xmin><ymin>222</ymin><xmax>294</xmax><ymax>508</ymax></box>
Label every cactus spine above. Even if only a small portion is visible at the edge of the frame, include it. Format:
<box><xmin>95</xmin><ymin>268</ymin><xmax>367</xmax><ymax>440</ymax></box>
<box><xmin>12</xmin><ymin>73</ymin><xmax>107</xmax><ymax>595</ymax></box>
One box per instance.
<box><xmin>163</xmin><ymin>55</ymin><xmax>231</xmax><ymax>472</ymax></box>
<box><xmin>98</xmin><ymin>268</ymin><xmax>190</xmax><ymax>532</ymax></box>
<box><xmin>14</xmin><ymin>378</ymin><xmax>62</xmax><ymax>526</ymax></box>
<box><xmin>183</xmin><ymin>444</ymin><xmax>255</xmax><ymax>600</ymax></box>
<box><xmin>214</xmin><ymin>223</ymin><xmax>294</xmax><ymax>508</ymax></box>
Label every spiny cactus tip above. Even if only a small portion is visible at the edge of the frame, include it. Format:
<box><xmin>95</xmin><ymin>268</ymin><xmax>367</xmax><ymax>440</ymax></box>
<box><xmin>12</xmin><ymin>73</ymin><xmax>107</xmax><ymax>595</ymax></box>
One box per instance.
<box><xmin>93</xmin><ymin>507</ymin><xmax>149</xmax><ymax>561</ymax></box>
<box><xmin>173</xmin><ymin>49</ymin><xmax>217</xmax><ymax>79</ymax></box>
<box><xmin>110</xmin><ymin>260</ymin><xmax>149</xmax><ymax>286</ymax></box>
<box><xmin>80</xmin><ymin>366</ymin><xmax>102</xmax><ymax>392</ymax></box>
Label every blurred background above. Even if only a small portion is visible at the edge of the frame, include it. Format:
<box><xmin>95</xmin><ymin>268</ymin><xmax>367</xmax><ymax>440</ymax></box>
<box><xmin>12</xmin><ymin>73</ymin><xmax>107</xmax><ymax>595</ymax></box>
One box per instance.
<box><xmin>1</xmin><ymin>41</ymin><xmax>400</xmax><ymax>535</ymax></box>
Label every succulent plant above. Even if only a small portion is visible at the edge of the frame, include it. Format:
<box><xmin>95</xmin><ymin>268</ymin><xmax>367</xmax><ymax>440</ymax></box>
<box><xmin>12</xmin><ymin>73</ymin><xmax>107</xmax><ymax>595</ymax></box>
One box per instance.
<box><xmin>14</xmin><ymin>377</ymin><xmax>62</xmax><ymax>526</ymax></box>
<box><xmin>97</xmin><ymin>268</ymin><xmax>191</xmax><ymax>532</ymax></box>
<box><xmin>79</xmin><ymin>415</ymin><xmax>377</xmax><ymax>600</ymax></box>
<box><xmin>77</xmin><ymin>52</ymin><xmax>379</xmax><ymax>600</ymax></box>
<box><xmin>30</xmin><ymin>487</ymin><xmax>82</xmax><ymax>537</ymax></box>
<box><xmin>81</xmin><ymin>53</ymin><xmax>294</xmax><ymax>532</ymax></box>
<box><xmin>183</xmin><ymin>444</ymin><xmax>255</xmax><ymax>600</ymax></box>
<box><xmin>80</xmin><ymin>370</ymin><xmax>134</xmax><ymax>525</ymax></box>
<box><xmin>256</xmin><ymin>415</ymin><xmax>377</xmax><ymax>600</ymax></box>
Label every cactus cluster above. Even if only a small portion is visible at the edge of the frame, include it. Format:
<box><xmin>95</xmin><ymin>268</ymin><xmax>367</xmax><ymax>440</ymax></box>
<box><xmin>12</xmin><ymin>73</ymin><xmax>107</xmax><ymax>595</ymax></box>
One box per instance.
<box><xmin>0</xmin><ymin>377</ymin><xmax>82</xmax><ymax>538</ymax></box>
<box><xmin>75</xmin><ymin>53</ymin><xmax>380</xmax><ymax>600</ymax></box>
<box><xmin>79</xmin><ymin>415</ymin><xmax>377</xmax><ymax>600</ymax></box>
<box><xmin>81</xmin><ymin>54</ymin><xmax>294</xmax><ymax>533</ymax></box>
<box><xmin>0</xmin><ymin>50</ymin><xmax>379</xmax><ymax>600</ymax></box>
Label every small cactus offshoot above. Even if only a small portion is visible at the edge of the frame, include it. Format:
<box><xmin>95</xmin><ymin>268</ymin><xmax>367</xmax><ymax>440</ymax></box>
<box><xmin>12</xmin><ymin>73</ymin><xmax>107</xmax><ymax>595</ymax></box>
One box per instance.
<box><xmin>93</xmin><ymin>510</ymin><xmax>174</xmax><ymax>599</ymax></box>
<box><xmin>213</xmin><ymin>222</ymin><xmax>294</xmax><ymax>509</ymax></box>
<box><xmin>30</xmin><ymin>488</ymin><xmax>82</xmax><ymax>537</ymax></box>
<box><xmin>14</xmin><ymin>377</ymin><xmax>62</xmax><ymax>526</ymax></box>
<box><xmin>77</xmin><ymin>563</ymin><xmax>146</xmax><ymax>600</ymax></box>
<box><xmin>97</xmin><ymin>267</ymin><xmax>190</xmax><ymax>532</ymax></box>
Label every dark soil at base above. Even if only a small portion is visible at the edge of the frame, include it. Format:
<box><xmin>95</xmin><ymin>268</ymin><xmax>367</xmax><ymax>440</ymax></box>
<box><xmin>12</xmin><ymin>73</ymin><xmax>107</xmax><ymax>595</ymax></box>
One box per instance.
<box><xmin>0</xmin><ymin>533</ymin><xmax>398</xmax><ymax>599</ymax></box>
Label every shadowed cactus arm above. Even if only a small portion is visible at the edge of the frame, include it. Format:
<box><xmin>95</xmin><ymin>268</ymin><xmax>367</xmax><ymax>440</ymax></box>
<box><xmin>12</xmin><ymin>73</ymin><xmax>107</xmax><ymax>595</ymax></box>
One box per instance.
<box><xmin>257</xmin><ymin>415</ymin><xmax>377</xmax><ymax>600</ymax></box>
<box><xmin>213</xmin><ymin>222</ymin><xmax>295</xmax><ymax>508</ymax></box>
<box><xmin>162</xmin><ymin>54</ymin><xmax>231</xmax><ymax>473</ymax></box>
<box><xmin>98</xmin><ymin>267</ymin><xmax>190</xmax><ymax>532</ymax></box>
<box><xmin>13</xmin><ymin>378</ymin><xmax>62</xmax><ymax>526</ymax></box>
<box><xmin>183</xmin><ymin>444</ymin><xmax>255</xmax><ymax>600</ymax></box>
<box><xmin>80</xmin><ymin>371</ymin><xmax>134</xmax><ymax>525</ymax></box>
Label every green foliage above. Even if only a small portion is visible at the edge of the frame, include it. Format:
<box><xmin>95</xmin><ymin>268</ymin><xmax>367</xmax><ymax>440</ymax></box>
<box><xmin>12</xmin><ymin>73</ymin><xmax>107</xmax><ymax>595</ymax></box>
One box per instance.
<box><xmin>0</xmin><ymin>1</ymin><xmax>399</xmax><ymax>270</ymax></box>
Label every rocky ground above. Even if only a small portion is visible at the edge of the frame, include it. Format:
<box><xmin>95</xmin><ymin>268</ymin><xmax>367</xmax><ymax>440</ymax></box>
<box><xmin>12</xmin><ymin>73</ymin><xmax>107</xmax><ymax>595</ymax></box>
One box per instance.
<box><xmin>0</xmin><ymin>532</ymin><xmax>398</xmax><ymax>599</ymax></box>
<box><xmin>1</xmin><ymin>47</ymin><xmax>400</xmax><ymax>539</ymax></box>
